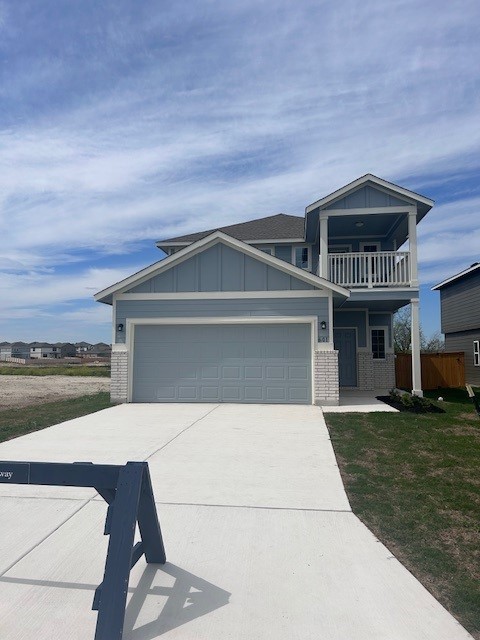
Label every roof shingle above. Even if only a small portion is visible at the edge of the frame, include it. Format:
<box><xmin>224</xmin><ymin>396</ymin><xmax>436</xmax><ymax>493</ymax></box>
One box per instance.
<box><xmin>157</xmin><ymin>214</ymin><xmax>305</xmax><ymax>246</ymax></box>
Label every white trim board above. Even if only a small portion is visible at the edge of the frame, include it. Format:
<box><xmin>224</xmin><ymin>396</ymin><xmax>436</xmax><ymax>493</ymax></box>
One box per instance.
<box><xmin>305</xmin><ymin>174</ymin><xmax>434</xmax><ymax>213</ymax></box>
<box><xmin>432</xmin><ymin>262</ymin><xmax>480</xmax><ymax>290</ymax></box>
<box><xmin>116</xmin><ymin>290</ymin><xmax>328</xmax><ymax>300</ymax></box>
<box><xmin>319</xmin><ymin>206</ymin><xmax>416</xmax><ymax>218</ymax></box>
<box><xmin>126</xmin><ymin>316</ymin><xmax>318</xmax><ymax>405</ymax></box>
<box><xmin>156</xmin><ymin>237</ymin><xmax>306</xmax><ymax>248</ymax></box>
<box><xmin>96</xmin><ymin>231</ymin><xmax>350</xmax><ymax>303</ymax></box>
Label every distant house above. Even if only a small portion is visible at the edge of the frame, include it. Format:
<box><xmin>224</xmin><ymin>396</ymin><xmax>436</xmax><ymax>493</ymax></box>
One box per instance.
<box><xmin>84</xmin><ymin>343</ymin><xmax>111</xmax><ymax>358</ymax></box>
<box><xmin>75</xmin><ymin>341</ymin><xmax>93</xmax><ymax>354</ymax></box>
<box><xmin>54</xmin><ymin>342</ymin><xmax>77</xmax><ymax>358</ymax></box>
<box><xmin>1</xmin><ymin>342</ymin><xmax>31</xmax><ymax>360</ymax></box>
<box><xmin>433</xmin><ymin>262</ymin><xmax>480</xmax><ymax>385</ymax></box>
<box><xmin>0</xmin><ymin>342</ymin><xmax>12</xmax><ymax>361</ymax></box>
<box><xmin>30</xmin><ymin>342</ymin><xmax>59</xmax><ymax>359</ymax></box>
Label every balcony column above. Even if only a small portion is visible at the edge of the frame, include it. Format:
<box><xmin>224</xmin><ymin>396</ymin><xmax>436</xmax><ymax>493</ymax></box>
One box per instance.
<box><xmin>410</xmin><ymin>298</ymin><xmax>423</xmax><ymax>397</ymax></box>
<box><xmin>408</xmin><ymin>209</ymin><xmax>418</xmax><ymax>287</ymax></box>
<box><xmin>319</xmin><ymin>214</ymin><xmax>329</xmax><ymax>278</ymax></box>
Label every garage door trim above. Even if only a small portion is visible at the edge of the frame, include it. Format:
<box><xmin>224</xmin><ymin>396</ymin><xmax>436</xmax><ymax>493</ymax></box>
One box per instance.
<box><xmin>126</xmin><ymin>316</ymin><xmax>318</xmax><ymax>404</ymax></box>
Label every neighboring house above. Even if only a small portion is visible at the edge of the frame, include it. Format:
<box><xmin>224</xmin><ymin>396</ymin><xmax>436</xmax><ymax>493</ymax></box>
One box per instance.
<box><xmin>75</xmin><ymin>342</ymin><xmax>93</xmax><ymax>354</ymax></box>
<box><xmin>0</xmin><ymin>342</ymin><xmax>12</xmax><ymax>361</ymax></box>
<box><xmin>2</xmin><ymin>342</ymin><xmax>31</xmax><ymax>360</ymax></box>
<box><xmin>95</xmin><ymin>174</ymin><xmax>433</xmax><ymax>405</ymax></box>
<box><xmin>85</xmin><ymin>343</ymin><xmax>111</xmax><ymax>358</ymax></box>
<box><xmin>30</xmin><ymin>342</ymin><xmax>60</xmax><ymax>359</ymax></box>
<box><xmin>54</xmin><ymin>342</ymin><xmax>77</xmax><ymax>358</ymax></box>
<box><xmin>432</xmin><ymin>262</ymin><xmax>480</xmax><ymax>385</ymax></box>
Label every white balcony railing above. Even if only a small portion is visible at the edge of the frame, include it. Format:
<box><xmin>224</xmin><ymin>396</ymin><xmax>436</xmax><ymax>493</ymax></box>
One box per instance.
<box><xmin>328</xmin><ymin>251</ymin><xmax>410</xmax><ymax>288</ymax></box>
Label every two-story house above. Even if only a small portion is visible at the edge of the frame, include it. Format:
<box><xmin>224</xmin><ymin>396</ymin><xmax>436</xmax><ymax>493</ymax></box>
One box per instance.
<box><xmin>1</xmin><ymin>342</ymin><xmax>31</xmax><ymax>360</ymax></box>
<box><xmin>96</xmin><ymin>174</ymin><xmax>433</xmax><ymax>405</ymax></box>
<box><xmin>432</xmin><ymin>262</ymin><xmax>480</xmax><ymax>385</ymax></box>
<box><xmin>29</xmin><ymin>343</ymin><xmax>59</xmax><ymax>359</ymax></box>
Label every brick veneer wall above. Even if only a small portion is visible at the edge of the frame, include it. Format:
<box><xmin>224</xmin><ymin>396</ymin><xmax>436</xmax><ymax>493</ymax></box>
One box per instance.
<box><xmin>111</xmin><ymin>348</ymin><xmax>128</xmax><ymax>403</ymax></box>
<box><xmin>357</xmin><ymin>352</ymin><xmax>374</xmax><ymax>390</ymax></box>
<box><xmin>314</xmin><ymin>350</ymin><xmax>339</xmax><ymax>405</ymax></box>
<box><xmin>372</xmin><ymin>353</ymin><xmax>396</xmax><ymax>389</ymax></box>
<box><xmin>356</xmin><ymin>351</ymin><xmax>395</xmax><ymax>390</ymax></box>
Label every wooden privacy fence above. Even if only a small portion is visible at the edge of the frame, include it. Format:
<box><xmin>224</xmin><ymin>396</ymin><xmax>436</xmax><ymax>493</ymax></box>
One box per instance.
<box><xmin>395</xmin><ymin>352</ymin><xmax>465</xmax><ymax>390</ymax></box>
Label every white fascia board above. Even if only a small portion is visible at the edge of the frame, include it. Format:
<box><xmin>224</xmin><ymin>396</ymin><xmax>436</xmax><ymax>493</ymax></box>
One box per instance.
<box><xmin>305</xmin><ymin>174</ymin><xmax>434</xmax><ymax>213</ymax></box>
<box><xmin>156</xmin><ymin>237</ymin><xmax>306</xmax><ymax>247</ymax></box>
<box><xmin>116</xmin><ymin>290</ymin><xmax>328</xmax><ymax>300</ymax></box>
<box><xmin>95</xmin><ymin>230</ymin><xmax>350</xmax><ymax>302</ymax></box>
<box><xmin>432</xmin><ymin>263</ymin><xmax>480</xmax><ymax>290</ymax></box>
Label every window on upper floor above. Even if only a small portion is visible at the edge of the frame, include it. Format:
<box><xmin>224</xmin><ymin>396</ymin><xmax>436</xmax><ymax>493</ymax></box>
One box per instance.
<box><xmin>360</xmin><ymin>242</ymin><xmax>381</xmax><ymax>253</ymax></box>
<box><xmin>329</xmin><ymin>245</ymin><xmax>351</xmax><ymax>254</ymax></box>
<box><xmin>293</xmin><ymin>246</ymin><xmax>310</xmax><ymax>270</ymax></box>
<box><xmin>371</xmin><ymin>328</ymin><xmax>386</xmax><ymax>359</ymax></box>
<box><xmin>258</xmin><ymin>246</ymin><xmax>274</xmax><ymax>256</ymax></box>
<box><xmin>474</xmin><ymin>341</ymin><xmax>480</xmax><ymax>366</ymax></box>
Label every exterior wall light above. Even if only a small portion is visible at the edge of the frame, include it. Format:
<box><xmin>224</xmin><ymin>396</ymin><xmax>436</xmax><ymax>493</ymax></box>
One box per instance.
<box><xmin>117</xmin><ymin>323</ymin><xmax>124</xmax><ymax>332</ymax></box>
<box><xmin>320</xmin><ymin>321</ymin><xmax>327</xmax><ymax>330</ymax></box>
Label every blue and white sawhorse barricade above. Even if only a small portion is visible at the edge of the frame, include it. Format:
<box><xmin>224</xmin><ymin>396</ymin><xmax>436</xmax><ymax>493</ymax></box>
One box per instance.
<box><xmin>0</xmin><ymin>460</ymin><xmax>166</xmax><ymax>640</ymax></box>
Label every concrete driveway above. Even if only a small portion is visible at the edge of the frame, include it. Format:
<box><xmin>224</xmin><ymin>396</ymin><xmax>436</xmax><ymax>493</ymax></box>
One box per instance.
<box><xmin>0</xmin><ymin>403</ymin><xmax>473</xmax><ymax>639</ymax></box>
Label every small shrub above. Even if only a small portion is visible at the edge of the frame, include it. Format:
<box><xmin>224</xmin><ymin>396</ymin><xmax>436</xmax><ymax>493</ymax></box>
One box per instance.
<box><xmin>389</xmin><ymin>388</ymin><xmax>401</xmax><ymax>402</ymax></box>
<box><xmin>401</xmin><ymin>393</ymin><xmax>414</xmax><ymax>408</ymax></box>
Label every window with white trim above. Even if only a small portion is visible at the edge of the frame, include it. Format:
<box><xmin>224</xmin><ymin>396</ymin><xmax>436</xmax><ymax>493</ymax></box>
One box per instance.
<box><xmin>293</xmin><ymin>246</ymin><xmax>310</xmax><ymax>270</ymax></box>
<box><xmin>474</xmin><ymin>340</ymin><xmax>480</xmax><ymax>366</ymax></box>
<box><xmin>371</xmin><ymin>328</ymin><xmax>386</xmax><ymax>359</ymax></box>
<box><xmin>259</xmin><ymin>246</ymin><xmax>274</xmax><ymax>256</ymax></box>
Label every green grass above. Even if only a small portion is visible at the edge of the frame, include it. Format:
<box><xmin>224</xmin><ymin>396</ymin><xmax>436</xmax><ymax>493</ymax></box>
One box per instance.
<box><xmin>0</xmin><ymin>365</ymin><xmax>110</xmax><ymax>377</ymax></box>
<box><xmin>325</xmin><ymin>387</ymin><xmax>480</xmax><ymax>638</ymax></box>
<box><xmin>0</xmin><ymin>393</ymin><xmax>114</xmax><ymax>443</ymax></box>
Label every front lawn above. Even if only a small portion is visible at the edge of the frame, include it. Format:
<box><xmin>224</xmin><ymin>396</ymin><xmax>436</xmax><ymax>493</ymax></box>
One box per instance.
<box><xmin>0</xmin><ymin>393</ymin><xmax>114</xmax><ymax>443</ymax></box>
<box><xmin>326</xmin><ymin>388</ymin><xmax>480</xmax><ymax>639</ymax></box>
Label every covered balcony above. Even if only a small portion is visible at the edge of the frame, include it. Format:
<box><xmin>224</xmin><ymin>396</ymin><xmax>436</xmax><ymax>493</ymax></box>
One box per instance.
<box><xmin>327</xmin><ymin>250</ymin><xmax>410</xmax><ymax>288</ymax></box>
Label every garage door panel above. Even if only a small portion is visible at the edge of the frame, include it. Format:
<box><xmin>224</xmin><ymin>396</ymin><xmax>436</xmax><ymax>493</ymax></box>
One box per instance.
<box><xmin>201</xmin><ymin>365</ymin><xmax>220</xmax><ymax>379</ymax></box>
<box><xmin>222</xmin><ymin>387</ymin><xmax>241</xmax><ymax>401</ymax></box>
<box><xmin>245</xmin><ymin>366</ymin><xmax>262</xmax><ymax>379</ymax></box>
<box><xmin>289</xmin><ymin>387</ymin><xmax>309</xmax><ymax>401</ymax></box>
<box><xmin>132</xmin><ymin>323</ymin><xmax>311</xmax><ymax>404</ymax></box>
<box><xmin>222</xmin><ymin>366</ymin><xmax>241</xmax><ymax>379</ymax></box>
<box><xmin>266</xmin><ymin>387</ymin><xmax>287</xmax><ymax>401</ymax></box>
<box><xmin>288</xmin><ymin>365</ymin><xmax>309</xmax><ymax>380</ymax></box>
<box><xmin>222</xmin><ymin>343</ymin><xmax>244</xmax><ymax>358</ymax></box>
<box><xmin>201</xmin><ymin>386</ymin><xmax>220</xmax><ymax>401</ymax></box>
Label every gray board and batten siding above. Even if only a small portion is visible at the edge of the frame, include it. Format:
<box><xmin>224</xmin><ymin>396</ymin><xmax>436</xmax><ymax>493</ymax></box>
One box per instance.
<box><xmin>132</xmin><ymin>322</ymin><xmax>312</xmax><ymax>404</ymax></box>
<box><xmin>444</xmin><ymin>330</ymin><xmax>480</xmax><ymax>386</ymax></box>
<box><xmin>115</xmin><ymin>298</ymin><xmax>329</xmax><ymax>344</ymax></box>
<box><xmin>439</xmin><ymin>269</ymin><xmax>480</xmax><ymax>334</ymax></box>
<box><xmin>126</xmin><ymin>243</ymin><xmax>315</xmax><ymax>294</ymax></box>
<box><xmin>322</xmin><ymin>185</ymin><xmax>413</xmax><ymax>210</ymax></box>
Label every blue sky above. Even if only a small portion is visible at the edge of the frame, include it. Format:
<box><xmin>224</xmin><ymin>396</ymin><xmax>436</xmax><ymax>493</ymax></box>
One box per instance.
<box><xmin>0</xmin><ymin>0</ymin><xmax>479</xmax><ymax>343</ymax></box>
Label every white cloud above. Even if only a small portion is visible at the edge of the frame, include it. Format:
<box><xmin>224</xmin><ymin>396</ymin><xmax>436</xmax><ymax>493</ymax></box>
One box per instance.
<box><xmin>0</xmin><ymin>0</ymin><xmax>479</xmax><ymax>337</ymax></box>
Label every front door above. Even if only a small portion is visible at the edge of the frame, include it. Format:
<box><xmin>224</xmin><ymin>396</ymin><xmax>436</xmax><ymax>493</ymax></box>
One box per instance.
<box><xmin>334</xmin><ymin>328</ymin><xmax>357</xmax><ymax>387</ymax></box>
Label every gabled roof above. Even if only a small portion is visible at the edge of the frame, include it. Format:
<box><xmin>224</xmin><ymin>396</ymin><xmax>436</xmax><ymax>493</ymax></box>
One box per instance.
<box><xmin>156</xmin><ymin>214</ymin><xmax>304</xmax><ymax>248</ymax></box>
<box><xmin>95</xmin><ymin>231</ymin><xmax>350</xmax><ymax>304</ymax></box>
<box><xmin>305</xmin><ymin>173</ymin><xmax>434</xmax><ymax>214</ymax></box>
<box><xmin>432</xmin><ymin>262</ymin><xmax>480</xmax><ymax>290</ymax></box>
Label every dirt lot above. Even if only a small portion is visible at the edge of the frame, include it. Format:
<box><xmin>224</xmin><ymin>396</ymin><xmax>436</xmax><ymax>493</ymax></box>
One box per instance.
<box><xmin>0</xmin><ymin>375</ymin><xmax>110</xmax><ymax>409</ymax></box>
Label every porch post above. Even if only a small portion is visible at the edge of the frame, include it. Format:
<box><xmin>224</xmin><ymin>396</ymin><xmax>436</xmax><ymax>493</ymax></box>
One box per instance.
<box><xmin>408</xmin><ymin>209</ymin><xmax>419</xmax><ymax>287</ymax></box>
<box><xmin>410</xmin><ymin>298</ymin><xmax>423</xmax><ymax>397</ymax></box>
<box><xmin>319</xmin><ymin>215</ymin><xmax>329</xmax><ymax>278</ymax></box>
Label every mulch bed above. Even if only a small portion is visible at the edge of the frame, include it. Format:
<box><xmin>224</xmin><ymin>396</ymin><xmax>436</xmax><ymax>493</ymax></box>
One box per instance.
<box><xmin>376</xmin><ymin>396</ymin><xmax>445</xmax><ymax>414</ymax></box>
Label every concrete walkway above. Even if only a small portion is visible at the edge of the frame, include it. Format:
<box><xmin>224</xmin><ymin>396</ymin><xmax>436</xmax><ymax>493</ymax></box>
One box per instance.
<box><xmin>0</xmin><ymin>404</ymin><xmax>473</xmax><ymax>639</ymax></box>
<box><xmin>323</xmin><ymin>390</ymin><xmax>399</xmax><ymax>413</ymax></box>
